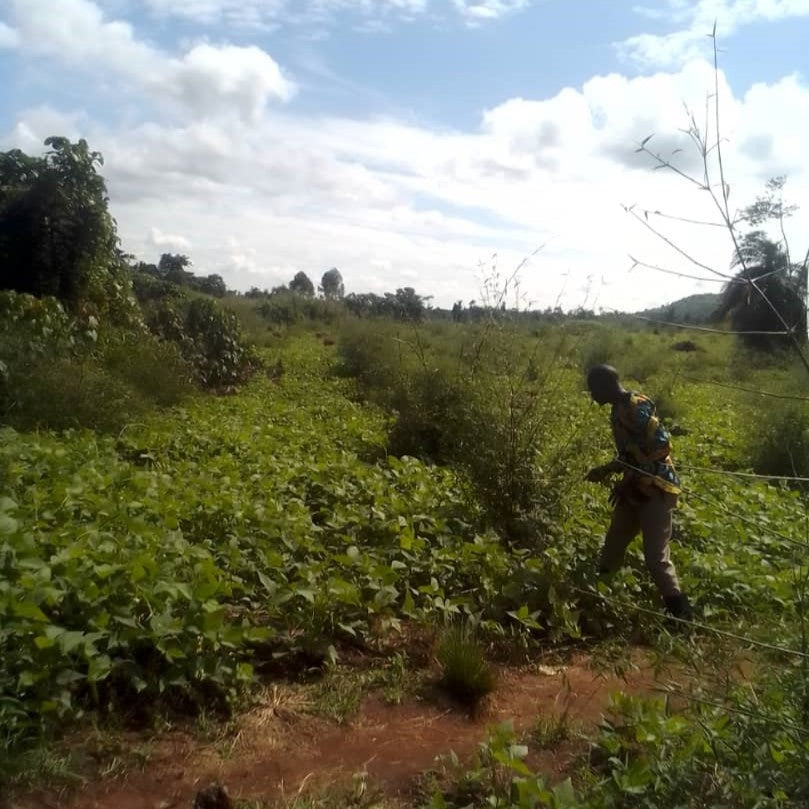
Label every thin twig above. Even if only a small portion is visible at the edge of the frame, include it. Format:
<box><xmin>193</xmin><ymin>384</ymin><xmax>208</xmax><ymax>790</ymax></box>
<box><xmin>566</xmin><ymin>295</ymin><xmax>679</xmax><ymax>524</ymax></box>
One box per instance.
<box><xmin>622</xmin><ymin>204</ymin><xmax>733</xmax><ymax>281</ymax></box>
<box><xmin>677</xmin><ymin>464</ymin><xmax>809</xmax><ymax>484</ymax></box>
<box><xmin>679</xmin><ymin>375</ymin><xmax>809</xmax><ymax>403</ymax></box>
<box><xmin>608</xmin><ymin>310</ymin><xmax>789</xmax><ymax>336</ymax></box>
<box><xmin>573</xmin><ymin>583</ymin><xmax>809</xmax><ymax>660</ymax></box>
<box><xmin>628</xmin><ymin>256</ymin><xmax>740</xmax><ymax>285</ymax></box>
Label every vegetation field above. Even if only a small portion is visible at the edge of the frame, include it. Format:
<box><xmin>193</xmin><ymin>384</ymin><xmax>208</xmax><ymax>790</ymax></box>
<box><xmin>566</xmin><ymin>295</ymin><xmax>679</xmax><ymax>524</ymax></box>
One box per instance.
<box><xmin>3</xmin><ymin>136</ymin><xmax>809</xmax><ymax>808</ymax></box>
<box><xmin>4</xmin><ymin>314</ymin><xmax>809</xmax><ymax>807</ymax></box>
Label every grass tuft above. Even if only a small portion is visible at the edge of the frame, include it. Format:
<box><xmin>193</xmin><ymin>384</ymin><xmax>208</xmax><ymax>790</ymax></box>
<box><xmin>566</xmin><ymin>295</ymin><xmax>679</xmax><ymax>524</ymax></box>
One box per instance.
<box><xmin>436</xmin><ymin>623</ymin><xmax>497</xmax><ymax>709</ymax></box>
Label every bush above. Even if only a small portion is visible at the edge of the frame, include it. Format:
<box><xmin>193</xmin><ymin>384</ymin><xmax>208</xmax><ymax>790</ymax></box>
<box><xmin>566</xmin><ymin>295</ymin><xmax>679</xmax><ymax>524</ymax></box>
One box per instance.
<box><xmin>337</xmin><ymin>320</ymin><xmax>590</xmax><ymax>537</ymax></box>
<box><xmin>146</xmin><ymin>297</ymin><xmax>258</xmax><ymax>390</ymax></box>
<box><xmin>578</xmin><ymin>325</ymin><xmax>623</xmax><ymax>372</ymax></box>
<box><xmin>258</xmin><ymin>290</ymin><xmax>342</xmax><ymax>327</ymax></box>
<box><xmin>747</xmin><ymin>399</ymin><xmax>809</xmax><ymax>479</ymax></box>
<box><xmin>387</xmin><ymin>364</ymin><xmax>471</xmax><ymax>461</ymax></box>
<box><xmin>0</xmin><ymin>291</ymin><xmax>193</xmax><ymax>433</ymax></box>
<box><xmin>100</xmin><ymin>332</ymin><xmax>195</xmax><ymax>407</ymax></box>
<box><xmin>335</xmin><ymin>320</ymin><xmax>403</xmax><ymax>397</ymax></box>
<box><xmin>2</xmin><ymin>356</ymin><xmax>149</xmax><ymax>434</ymax></box>
<box><xmin>0</xmin><ymin>292</ymin><xmax>145</xmax><ymax>433</ymax></box>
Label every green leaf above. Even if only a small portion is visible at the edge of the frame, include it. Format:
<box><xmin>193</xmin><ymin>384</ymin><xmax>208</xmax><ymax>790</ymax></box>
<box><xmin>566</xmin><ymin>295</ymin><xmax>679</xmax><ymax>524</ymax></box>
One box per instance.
<box><xmin>552</xmin><ymin>778</ymin><xmax>577</xmax><ymax>807</ymax></box>
<box><xmin>13</xmin><ymin>602</ymin><xmax>48</xmax><ymax>621</ymax></box>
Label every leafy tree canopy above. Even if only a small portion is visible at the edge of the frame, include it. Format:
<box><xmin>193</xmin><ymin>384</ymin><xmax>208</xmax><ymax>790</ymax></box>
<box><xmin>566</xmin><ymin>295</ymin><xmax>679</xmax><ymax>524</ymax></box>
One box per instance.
<box><xmin>0</xmin><ymin>137</ymin><xmax>135</xmax><ymax>320</ymax></box>
<box><xmin>289</xmin><ymin>271</ymin><xmax>315</xmax><ymax>297</ymax></box>
<box><xmin>321</xmin><ymin>267</ymin><xmax>345</xmax><ymax>300</ymax></box>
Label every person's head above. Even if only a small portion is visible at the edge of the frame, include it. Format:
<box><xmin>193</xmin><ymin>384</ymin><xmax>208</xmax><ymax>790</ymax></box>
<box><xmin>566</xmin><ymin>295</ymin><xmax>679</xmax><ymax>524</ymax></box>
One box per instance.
<box><xmin>586</xmin><ymin>364</ymin><xmax>623</xmax><ymax>405</ymax></box>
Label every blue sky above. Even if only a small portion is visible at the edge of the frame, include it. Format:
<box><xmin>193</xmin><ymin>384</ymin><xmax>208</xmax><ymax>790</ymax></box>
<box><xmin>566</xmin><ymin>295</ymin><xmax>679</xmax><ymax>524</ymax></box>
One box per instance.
<box><xmin>1</xmin><ymin>0</ymin><xmax>808</xmax><ymax>310</ymax></box>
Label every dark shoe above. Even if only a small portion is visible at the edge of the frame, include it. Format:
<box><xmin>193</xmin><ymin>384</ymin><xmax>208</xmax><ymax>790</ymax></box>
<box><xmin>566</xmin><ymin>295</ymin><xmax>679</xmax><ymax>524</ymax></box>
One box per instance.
<box><xmin>663</xmin><ymin>593</ymin><xmax>693</xmax><ymax>622</ymax></box>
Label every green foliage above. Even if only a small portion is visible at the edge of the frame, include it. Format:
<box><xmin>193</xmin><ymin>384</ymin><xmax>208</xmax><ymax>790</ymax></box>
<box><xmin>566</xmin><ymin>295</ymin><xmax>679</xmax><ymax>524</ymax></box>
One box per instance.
<box><xmin>344</xmin><ymin>287</ymin><xmax>430</xmax><ymax>322</ymax></box>
<box><xmin>2</xmin><ymin>356</ymin><xmax>150</xmax><ymax>434</ymax></box>
<box><xmin>434</xmin><ymin>681</ymin><xmax>809</xmax><ymax>808</ymax></box>
<box><xmin>578</xmin><ymin>327</ymin><xmax>665</xmax><ymax>384</ymax></box>
<box><xmin>5</xmin><ymin>308</ymin><xmax>809</xmax><ymax>809</ymax></box>
<box><xmin>132</xmin><ymin>255</ymin><xmax>229</xmax><ymax>298</ymax></box>
<box><xmin>146</xmin><ymin>296</ymin><xmax>258</xmax><ymax>389</ymax></box>
<box><xmin>436</xmin><ymin>623</ymin><xmax>496</xmax><ymax>708</ymax></box>
<box><xmin>583</xmin><ymin>685</ymin><xmax>809</xmax><ymax>808</ymax></box>
<box><xmin>637</xmin><ymin>293</ymin><xmax>720</xmax><ymax>325</ymax></box>
<box><xmin>290</xmin><ymin>271</ymin><xmax>316</xmax><ymax>297</ymax></box>
<box><xmin>338</xmin><ymin>319</ymin><xmax>591</xmax><ymax>536</ymax></box>
<box><xmin>99</xmin><ymin>331</ymin><xmax>195</xmax><ymax>408</ymax></box>
<box><xmin>715</xmin><ymin>236</ymin><xmax>805</xmax><ymax>352</ymax></box>
<box><xmin>429</xmin><ymin>721</ymin><xmax>576</xmax><ymax>808</ymax></box>
<box><xmin>258</xmin><ymin>289</ymin><xmax>343</xmax><ymax>327</ymax></box>
<box><xmin>321</xmin><ymin>268</ymin><xmax>345</xmax><ymax>300</ymax></box>
<box><xmin>0</xmin><ymin>291</ymin><xmax>192</xmax><ymax>433</ymax></box>
<box><xmin>715</xmin><ymin>177</ymin><xmax>807</xmax><ymax>352</ymax></box>
<box><xmin>746</xmin><ymin>399</ymin><xmax>809</xmax><ymax>479</ymax></box>
<box><xmin>335</xmin><ymin>320</ymin><xmax>403</xmax><ymax>393</ymax></box>
<box><xmin>0</xmin><ymin>338</ymin><xmax>548</xmax><ymax>760</ymax></box>
<box><xmin>0</xmin><ymin>138</ymin><xmax>140</xmax><ymax>325</ymax></box>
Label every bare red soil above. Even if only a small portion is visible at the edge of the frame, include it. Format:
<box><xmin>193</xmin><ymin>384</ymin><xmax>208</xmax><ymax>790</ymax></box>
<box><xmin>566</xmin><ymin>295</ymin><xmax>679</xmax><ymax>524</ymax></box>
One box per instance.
<box><xmin>18</xmin><ymin>652</ymin><xmax>663</xmax><ymax>809</ymax></box>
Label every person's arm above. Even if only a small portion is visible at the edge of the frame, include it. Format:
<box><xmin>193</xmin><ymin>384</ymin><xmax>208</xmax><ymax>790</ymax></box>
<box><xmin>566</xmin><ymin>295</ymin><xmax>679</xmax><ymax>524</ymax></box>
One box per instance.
<box><xmin>585</xmin><ymin>458</ymin><xmax>623</xmax><ymax>482</ymax></box>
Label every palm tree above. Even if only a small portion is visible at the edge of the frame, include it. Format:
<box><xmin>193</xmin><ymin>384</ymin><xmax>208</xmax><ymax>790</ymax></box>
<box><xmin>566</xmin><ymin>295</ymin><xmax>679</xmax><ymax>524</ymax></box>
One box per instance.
<box><xmin>714</xmin><ymin>231</ymin><xmax>806</xmax><ymax>350</ymax></box>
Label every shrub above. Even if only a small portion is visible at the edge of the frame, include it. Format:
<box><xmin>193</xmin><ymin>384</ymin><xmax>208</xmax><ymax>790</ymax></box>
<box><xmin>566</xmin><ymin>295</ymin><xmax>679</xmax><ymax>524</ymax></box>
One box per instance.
<box><xmin>2</xmin><ymin>355</ymin><xmax>148</xmax><ymax>434</ymax></box>
<box><xmin>387</xmin><ymin>364</ymin><xmax>471</xmax><ymax>462</ymax></box>
<box><xmin>258</xmin><ymin>290</ymin><xmax>342</xmax><ymax>327</ymax></box>
<box><xmin>147</xmin><ymin>297</ymin><xmax>258</xmax><ymax>389</ymax></box>
<box><xmin>0</xmin><ymin>291</ymin><xmax>147</xmax><ymax>433</ymax></box>
<box><xmin>0</xmin><ymin>292</ymin><xmax>193</xmax><ymax>432</ymax></box>
<box><xmin>100</xmin><ymin>331</ymin><xmax>195</xmax><ymax>407</ymax></box>
<box><xmin>623</xmin><ymin>344</ymin><xmax>664</xmax><ymax>383</ymax></box>
<box><xmin>578</xmin><ymin>326</ymin><xmax>622</xmax><ymax>372</ymax></box>
<box><xmin>436</xmin><ymin>623</ymin><xmax>496</xmax><ymax>708</ymax></box>
<box><xmin>335</xmin><ymin>320</ymin><xmax>403</xmax><ymax>397</ymax></box>
<box><xmin>337</xmin><ymin>319</ymin><xmax>590</xmax><ymax>537</ymax></box>
<box><xmin>747</xmin><ymin>399</ymin><xmax>809</xmax><ymax>479</ymax></box>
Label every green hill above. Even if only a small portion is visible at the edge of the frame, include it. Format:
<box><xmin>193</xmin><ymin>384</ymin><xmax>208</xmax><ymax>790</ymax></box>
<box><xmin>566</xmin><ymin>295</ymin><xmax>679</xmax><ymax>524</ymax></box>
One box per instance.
<box><xmin>636</xmin><ymin>292</ymin><xmax>719</xmax><ymax>324</ymax></box>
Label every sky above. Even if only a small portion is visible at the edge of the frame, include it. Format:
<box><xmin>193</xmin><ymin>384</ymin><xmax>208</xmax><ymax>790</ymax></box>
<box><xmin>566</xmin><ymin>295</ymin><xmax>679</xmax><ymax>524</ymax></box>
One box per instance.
<box><xmin>1</xmin><ymin>0</ymin><xmax>808</xmax><ymax>311</ymax></box>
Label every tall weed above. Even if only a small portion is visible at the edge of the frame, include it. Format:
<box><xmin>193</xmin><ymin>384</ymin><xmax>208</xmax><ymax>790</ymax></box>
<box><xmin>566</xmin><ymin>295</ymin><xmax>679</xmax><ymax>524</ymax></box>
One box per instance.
<box><xmin>336</xmin><ymin>318</ymin><xmax>589</xmax><ymax>537</ymax></box>
<box><xmin>747</xmin><ymin>399</ymin><xmax>809</xmax><ymax>478</ymax></box>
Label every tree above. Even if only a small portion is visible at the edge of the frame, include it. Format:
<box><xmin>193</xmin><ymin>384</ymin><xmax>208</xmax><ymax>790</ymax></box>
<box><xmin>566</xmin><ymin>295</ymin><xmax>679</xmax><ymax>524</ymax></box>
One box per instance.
<box><xmin>384</xmin><ymin>287</ymin><xmax>431</xmax><ymax>322</ymax></box>
<box><xmin>320</xmin><ymin>267</ymin><xmax>344</xmax><ymax>300</ymax></box>
<box><xmin>158</xmin><ymin>253</ymin><xmax>194</xmax><ymax>286</ymax></box>
<box><xmin>289</xmin><ymin>271</ymin><xmax>315</xmax><ymax>297</ymax></box>
<box><xmin>714</xmin><ymin>177</ymin><xmax>807</xmax><ymax>351</ymax></box>
<box><xmin>0</xmin><ymin>137</ymin><xmax>126</xmax><ymax>312</ymax></box>
<box><xmin>197</xmin><ymin>274</ymin><xmax>227</xmax><ymax>297</ymax></box>
<box><xmin>715</xmin><ymin>231</ymin><xmax>804</xmax><ymax>350</ymax></box>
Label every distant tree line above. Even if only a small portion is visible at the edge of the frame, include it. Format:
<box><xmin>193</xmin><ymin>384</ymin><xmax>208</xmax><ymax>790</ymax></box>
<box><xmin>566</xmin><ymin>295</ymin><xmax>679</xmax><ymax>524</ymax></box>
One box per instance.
<box><xmin>130</xmin><ymin>253</ymin><xmax>228</xmax><ymax>299</ymax></box>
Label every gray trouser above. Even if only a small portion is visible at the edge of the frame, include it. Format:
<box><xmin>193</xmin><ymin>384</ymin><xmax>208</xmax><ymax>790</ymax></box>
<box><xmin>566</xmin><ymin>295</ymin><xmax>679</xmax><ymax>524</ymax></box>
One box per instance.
<box><xmin>599</xmin><ymin>489</ymin><xmax>682</xmax><ymax>598</ymax></box>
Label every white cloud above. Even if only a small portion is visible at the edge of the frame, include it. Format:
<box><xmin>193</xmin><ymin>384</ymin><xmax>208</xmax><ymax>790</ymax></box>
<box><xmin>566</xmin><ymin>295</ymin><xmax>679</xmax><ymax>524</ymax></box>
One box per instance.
<box><xmin>4</xmin><ymin>0</ymin><xmax>295</xmax><ymax>120</ymax></box>
<box><xmin>621</xmin><ymin>0</ymin><xmax>809</xmax><ymax>67</ymax></box>
<box><xmin>148</xmin><ymin>227</ymin><xmax>192</xmax><ymax>252</ymax></box>
<box><xmin>451</xmin><ymin>0</ymin><xmax>531</xmax><ymax>21</ymax></box>
<box><xmin>170</xmin><ymin>44</ymin><xmax>295</xmax><ymax>119</ymax></box>
<box><xmin>140</xmin><ymin>0</ymin><xmax>528</xmax><ymax>28</ymax></box>
<box><xmin>0</xmin><ymin>20</ymin><xmax>19</xmax><ymax>47</ymax></box>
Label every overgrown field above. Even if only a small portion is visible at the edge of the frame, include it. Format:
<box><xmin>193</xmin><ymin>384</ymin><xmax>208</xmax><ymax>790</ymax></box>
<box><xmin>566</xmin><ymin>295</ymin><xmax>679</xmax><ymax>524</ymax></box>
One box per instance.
<box><xmin>3</xmin><ymin>320</ymin><xmax>809</xmax><ymax>806</ymax></box>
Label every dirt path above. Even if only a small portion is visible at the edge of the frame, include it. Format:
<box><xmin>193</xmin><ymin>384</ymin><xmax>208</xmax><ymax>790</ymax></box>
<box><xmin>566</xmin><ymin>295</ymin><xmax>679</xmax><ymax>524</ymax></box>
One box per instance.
<box><xmin>22</xmin><ymin>652</ymin><xmax>662</xmax><ymax>809</ymax></box>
